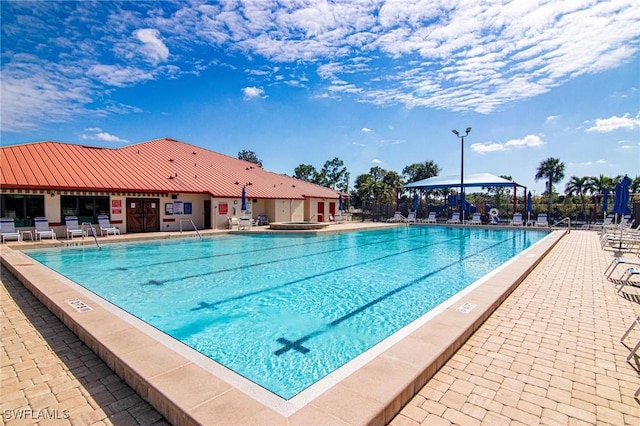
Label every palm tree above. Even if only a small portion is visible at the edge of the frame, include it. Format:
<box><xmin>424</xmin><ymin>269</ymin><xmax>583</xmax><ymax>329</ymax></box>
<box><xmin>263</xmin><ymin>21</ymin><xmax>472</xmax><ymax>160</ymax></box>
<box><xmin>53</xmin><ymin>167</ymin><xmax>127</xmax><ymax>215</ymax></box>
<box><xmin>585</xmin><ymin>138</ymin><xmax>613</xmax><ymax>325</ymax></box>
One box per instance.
<box><xmin>564</xmin><ymin>176</ymin><xmax>589</xmax><ymax>221</ymax></box>
<box><xmin>535</xmin><ymin>157</ymin><xmax>565</xmax><ymax>217</ymax></box>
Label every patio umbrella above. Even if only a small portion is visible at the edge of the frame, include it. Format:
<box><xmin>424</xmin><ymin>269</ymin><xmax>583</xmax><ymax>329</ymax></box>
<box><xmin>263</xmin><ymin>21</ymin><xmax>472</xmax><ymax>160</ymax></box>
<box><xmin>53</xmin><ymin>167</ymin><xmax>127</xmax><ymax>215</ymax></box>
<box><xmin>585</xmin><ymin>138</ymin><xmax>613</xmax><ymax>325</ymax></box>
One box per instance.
<box><xmin>338</xmin><ymin>194</ymin><xmax>343</xmax><ymax>211</ymax></box>
<box><xmin>612</xmin><ymin>175</ymin><xmax>631</xmax><ymax>218</ymax></box>
<box><xmin>241</xmin><ymin>186</ymin><xmax>247</xmax><ymax>211</ymax></box>
<box><xmin>527</xmin><ymin>191</ymin><xmax>532</xmax><ymax>221</ymax></box>
<box><xmin>413</xmin><ymin>192</ymin><xmax>419</xmax><ymax>211</ymax></box>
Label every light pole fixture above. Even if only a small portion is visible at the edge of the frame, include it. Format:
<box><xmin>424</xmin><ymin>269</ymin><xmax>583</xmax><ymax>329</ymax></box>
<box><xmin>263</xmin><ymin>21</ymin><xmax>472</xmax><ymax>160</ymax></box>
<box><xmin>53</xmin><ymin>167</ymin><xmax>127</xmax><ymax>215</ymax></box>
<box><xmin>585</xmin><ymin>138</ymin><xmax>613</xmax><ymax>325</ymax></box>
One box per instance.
<box><xmin>452</xmin><ymin>127</ymin><xmax>471</xmax><ymax>222</ymax></box>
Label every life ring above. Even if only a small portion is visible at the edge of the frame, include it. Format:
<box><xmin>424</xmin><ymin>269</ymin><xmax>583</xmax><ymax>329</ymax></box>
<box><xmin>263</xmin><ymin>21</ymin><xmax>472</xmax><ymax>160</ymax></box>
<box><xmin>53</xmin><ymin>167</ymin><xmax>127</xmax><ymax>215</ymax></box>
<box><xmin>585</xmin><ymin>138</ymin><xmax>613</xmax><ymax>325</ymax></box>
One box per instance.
<box><xmin>489</xmin><ymin>208</ymin><xmax>499</xmax><ymax>217</ymax></box>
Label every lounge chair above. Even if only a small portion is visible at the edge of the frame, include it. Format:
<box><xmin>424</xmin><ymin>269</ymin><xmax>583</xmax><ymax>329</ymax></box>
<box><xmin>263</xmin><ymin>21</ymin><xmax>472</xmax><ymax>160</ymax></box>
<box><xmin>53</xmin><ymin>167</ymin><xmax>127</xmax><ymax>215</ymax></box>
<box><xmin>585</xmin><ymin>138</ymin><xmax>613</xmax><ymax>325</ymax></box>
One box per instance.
<box><xmin>0</xmin><ymin>218</ymin><xmax>21</xmax><ymax>243</ymax></box>
<box><xmin>227</xmin><ymin>216</ymin><xmax>239</xmax><ymax>229</ymax></box>
<box><xmin>254</xmin><ymin>214</ymin><xmax>269</xmax><ymax>226</ymax></box>
<box><xmin>446</xmin><ymin>212</ymin><xmax>461</xmax><ymax>224</ymax></box>
<box><xmin>469</xmin><ymin>213</ymin><xmax>482</xmax><ymax>225</ymax></box>
<box><xmin>387</xmin><ymin>211</ymin><xmax>404</xmax><ymax>223</ymax></box>
<box><xmin>422</xmin><ymin>212</ymin><xmax>437</xmax><ymax>224</ymax></box>
<box><xmin>34</xmin><ymin>217</ymin><xmax>57</xmax><ymax>240</ymax></box>
<box><xmin>511</xmin><ymin>213</ymin><xmax>524</xmax><ymax>226</ymax></box>
<box><xmin>407</xmin><ymin>211</ymin><xmax>416</xmax><ymax>223</ymax></box>
<box><xmin>610</xmin><ymin>267</ymin><xmax>640</xmax><ymax>294</ymax></box>
<box><xmin>65</xmin><ymin>216</ymin><xmax>87</xmax><ymax>239</ymax></box>
<box><xmin>98</xmin><ymin>215</ymin><xmax>120</xmax><ymax>236</ymax></box>
<box><xmin>239</xmin><ymin>216</ymin><xmax>252</xmax><ymax>230</ymax></box>
<box><xmin>591</xmin><ymin>214</ymin><xmax>614</xmax><ymax>231</ymax></box>
<box><xmin>534</xmin><ymin>213</ymin><xmax>548</xmax><ymax>227</ymax></box>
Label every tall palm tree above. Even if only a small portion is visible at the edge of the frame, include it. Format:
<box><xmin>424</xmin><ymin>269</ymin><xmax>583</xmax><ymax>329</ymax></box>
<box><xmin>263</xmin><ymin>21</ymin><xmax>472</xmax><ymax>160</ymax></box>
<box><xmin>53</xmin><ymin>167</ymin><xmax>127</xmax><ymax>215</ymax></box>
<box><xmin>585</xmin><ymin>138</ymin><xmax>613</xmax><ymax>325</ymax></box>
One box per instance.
<box><xmin>564</xmin><ymin>176</ymin><xmax>589</xmax><ymax>221</ymax></box>
<box><xmin>535</xmin><ymin>157</ymin><xmax>565</xmax><ymax>217</ymax></box>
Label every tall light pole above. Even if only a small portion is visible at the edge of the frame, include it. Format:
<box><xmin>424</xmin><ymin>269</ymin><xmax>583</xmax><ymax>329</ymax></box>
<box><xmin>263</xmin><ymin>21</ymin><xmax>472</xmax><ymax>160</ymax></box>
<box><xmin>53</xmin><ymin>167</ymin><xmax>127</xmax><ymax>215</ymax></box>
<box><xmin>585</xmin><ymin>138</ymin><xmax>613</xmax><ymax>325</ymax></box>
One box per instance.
<box><xmin>452</xmin><ymin>127</ymin><xmax>471</xmax><ymax>222</ymax></box>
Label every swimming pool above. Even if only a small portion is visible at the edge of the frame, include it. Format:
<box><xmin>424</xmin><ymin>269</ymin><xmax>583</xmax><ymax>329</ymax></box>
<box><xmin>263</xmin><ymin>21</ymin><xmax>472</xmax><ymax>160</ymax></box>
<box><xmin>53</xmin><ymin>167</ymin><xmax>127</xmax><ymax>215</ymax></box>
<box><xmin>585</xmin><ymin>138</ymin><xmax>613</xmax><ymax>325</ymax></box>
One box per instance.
<box><xmin>26</xmin><ymin>226</ymin><xmax>548</xmax><ymax>399</ymax></box>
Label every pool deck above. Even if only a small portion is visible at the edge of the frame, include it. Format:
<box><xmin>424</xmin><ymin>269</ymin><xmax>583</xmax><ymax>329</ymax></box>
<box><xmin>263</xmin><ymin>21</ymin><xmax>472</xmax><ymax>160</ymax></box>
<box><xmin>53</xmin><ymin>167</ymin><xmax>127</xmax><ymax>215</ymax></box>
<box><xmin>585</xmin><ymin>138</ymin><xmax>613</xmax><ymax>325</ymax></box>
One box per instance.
<box><xmin>1</xmin><ymin>224</ymin><xmax>639</xmax><ymax>425</ymax></box>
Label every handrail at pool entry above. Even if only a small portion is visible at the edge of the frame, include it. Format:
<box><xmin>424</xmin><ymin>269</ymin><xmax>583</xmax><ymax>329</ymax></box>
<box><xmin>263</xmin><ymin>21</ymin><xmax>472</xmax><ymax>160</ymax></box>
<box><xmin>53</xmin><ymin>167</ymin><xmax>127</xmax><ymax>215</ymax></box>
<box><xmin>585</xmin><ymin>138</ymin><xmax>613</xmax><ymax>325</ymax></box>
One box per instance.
<box><xmin>555</xmin><ymin>217</ymin><xmax>571</xmax><ymax>233</ymax></box>
<box><xmin>180</xmin><ymin>218</ymin><xmax>202</xmax><ymax>240</ymax></box>
<box><xmin>82</xmin><ymin>222</ymin><xmax>101</xmax><ymax>248</ymax></box>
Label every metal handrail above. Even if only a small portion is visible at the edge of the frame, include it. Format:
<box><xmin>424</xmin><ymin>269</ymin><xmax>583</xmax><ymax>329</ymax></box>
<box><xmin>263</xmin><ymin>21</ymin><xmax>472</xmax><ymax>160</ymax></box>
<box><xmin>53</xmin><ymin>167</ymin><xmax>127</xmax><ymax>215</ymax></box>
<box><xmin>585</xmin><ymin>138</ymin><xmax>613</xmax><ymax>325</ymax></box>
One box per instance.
<box><xmin>180</xmin><ymin>218</ymin><xmax>202</xmax><ymax>240</ymax></box>
<box><xmin>82</xmin><ymin>222</ymin><xmax>101</xmax><ymax>248</ymax></box>
<box><xmin>555</xmin><ymin>217</ymin><xmax>571</xmax><ymax>233</ymax></box>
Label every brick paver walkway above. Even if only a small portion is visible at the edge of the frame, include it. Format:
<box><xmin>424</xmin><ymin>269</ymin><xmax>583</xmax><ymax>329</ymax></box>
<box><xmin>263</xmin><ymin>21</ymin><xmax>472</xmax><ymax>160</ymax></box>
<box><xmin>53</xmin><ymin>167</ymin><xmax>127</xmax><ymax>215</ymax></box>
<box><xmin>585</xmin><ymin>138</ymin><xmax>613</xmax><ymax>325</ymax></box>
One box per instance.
<box><xmin>391</xmin><ymin>230</ymin><xmax>640</xmax><ymax>425</ymax></box>
<box><xmin>1</xmin><ymin>267</ymin><xmax>169</xmax><ymax>425</ymax></box>
<box><xmin>1</xmin><ymin>230</ymin><xmax>639</xmax><ymax>425</ymax></box>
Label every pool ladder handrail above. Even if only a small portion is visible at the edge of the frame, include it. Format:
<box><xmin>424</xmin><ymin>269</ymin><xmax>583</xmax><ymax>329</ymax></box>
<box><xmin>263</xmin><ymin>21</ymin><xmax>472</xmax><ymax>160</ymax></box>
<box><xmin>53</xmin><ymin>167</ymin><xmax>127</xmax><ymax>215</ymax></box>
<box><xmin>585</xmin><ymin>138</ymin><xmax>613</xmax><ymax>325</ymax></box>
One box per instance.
<box><xmin>180</xmin><ymin>218</ymin><xmax>202</xmax><ymax>240</ymax></box>
<box><xmin>81</xmin><ymin>222</ymin><xmax>101</xmax><ymax>248</ymax></box>
<box><xmin>554</xmin><ymin>217</ymin><xmax>571</xmax><ymax>233</ymax></box>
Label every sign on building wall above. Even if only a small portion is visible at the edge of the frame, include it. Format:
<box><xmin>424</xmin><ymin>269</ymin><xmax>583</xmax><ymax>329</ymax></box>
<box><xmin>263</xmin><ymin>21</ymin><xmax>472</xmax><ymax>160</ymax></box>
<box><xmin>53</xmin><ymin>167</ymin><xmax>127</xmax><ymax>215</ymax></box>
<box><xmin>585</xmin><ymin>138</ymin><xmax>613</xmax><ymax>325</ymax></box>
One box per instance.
<box><xmin>111</xmin><ymin>200</ymin><xmax>122</xmax><ymax>214</ymax></box>
<box><xmin>219</xmin><ymin>202</ymin><xmax>228</xmax><ymax>215</ymax></box>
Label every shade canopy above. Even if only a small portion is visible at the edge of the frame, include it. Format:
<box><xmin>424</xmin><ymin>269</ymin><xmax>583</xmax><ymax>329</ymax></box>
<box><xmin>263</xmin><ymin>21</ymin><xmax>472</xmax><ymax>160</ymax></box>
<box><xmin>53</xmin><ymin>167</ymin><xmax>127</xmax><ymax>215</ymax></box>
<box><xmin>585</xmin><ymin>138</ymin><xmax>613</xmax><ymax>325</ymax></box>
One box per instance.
<box><xmin>404</xmin><ymin>173</ymin><xmax>522</xmax><ymax>190</ymax></box>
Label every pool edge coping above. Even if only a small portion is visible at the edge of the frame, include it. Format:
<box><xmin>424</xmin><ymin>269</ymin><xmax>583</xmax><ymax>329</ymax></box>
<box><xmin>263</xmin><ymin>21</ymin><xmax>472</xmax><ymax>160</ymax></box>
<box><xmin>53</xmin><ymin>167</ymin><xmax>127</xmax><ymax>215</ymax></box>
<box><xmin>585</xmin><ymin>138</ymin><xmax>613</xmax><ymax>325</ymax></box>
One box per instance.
<box><xmin>0</xmin><ymin>228</ymin><xmax>566</xmax><ymax>425</ymax></box>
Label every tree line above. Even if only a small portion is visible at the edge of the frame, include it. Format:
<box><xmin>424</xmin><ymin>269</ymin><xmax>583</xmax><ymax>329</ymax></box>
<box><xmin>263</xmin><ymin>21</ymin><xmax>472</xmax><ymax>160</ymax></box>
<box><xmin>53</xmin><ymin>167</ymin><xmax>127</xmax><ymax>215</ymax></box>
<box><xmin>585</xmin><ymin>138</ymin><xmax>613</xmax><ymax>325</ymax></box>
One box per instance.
<box><xmin>239</xmin><ymin>150</ymin><xmax>639</xmax><ymax>221</ymax></box>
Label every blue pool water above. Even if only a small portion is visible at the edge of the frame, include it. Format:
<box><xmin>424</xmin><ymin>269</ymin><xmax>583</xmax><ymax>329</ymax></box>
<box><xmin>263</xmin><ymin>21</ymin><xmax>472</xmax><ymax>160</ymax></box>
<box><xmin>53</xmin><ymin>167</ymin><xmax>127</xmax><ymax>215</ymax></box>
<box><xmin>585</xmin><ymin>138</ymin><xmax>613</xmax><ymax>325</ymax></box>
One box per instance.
<box><xmin>26</xmin><ymin>226</ymin><xmax>548</xmax><ymax>399</ymax></box>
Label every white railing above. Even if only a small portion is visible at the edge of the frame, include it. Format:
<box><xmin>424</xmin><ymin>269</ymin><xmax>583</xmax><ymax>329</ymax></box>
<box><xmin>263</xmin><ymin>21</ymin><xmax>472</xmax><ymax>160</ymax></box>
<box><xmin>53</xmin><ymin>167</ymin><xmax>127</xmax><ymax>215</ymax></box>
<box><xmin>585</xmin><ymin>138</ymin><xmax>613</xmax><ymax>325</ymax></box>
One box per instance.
<box><xmin>82</xmin><ymin>222</ymin><xmax>101</xmax><ymax>248</ymax></box>
<box><xmin>554</xmin><ymin>217</ymin><xmax>571</xmax><ymax>233</ymax></box>
<box><xmin>180</xmin><ymin>218</ymin><xmax>202</xmax><ymax>240</ymax></box>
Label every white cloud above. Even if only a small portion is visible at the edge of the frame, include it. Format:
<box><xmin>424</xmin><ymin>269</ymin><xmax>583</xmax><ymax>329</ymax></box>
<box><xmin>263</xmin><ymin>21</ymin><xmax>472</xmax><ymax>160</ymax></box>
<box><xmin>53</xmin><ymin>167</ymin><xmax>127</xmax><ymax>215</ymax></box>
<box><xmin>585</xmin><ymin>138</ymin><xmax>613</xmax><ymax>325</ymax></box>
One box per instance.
<box><xmin>81</xmin><ymin>128</ymin><xmax>128</xmax><ymax>143</ymax></box>
<box><xmin>134</xmin><ymin>28</ymin><xmax>169</xmax><ymax>65</ymax></box>
<box><xmin>471</xmin><ymin>135</ymin><xmax>544</xmax><ymax>153</ymax></box>
<box><xmin>546</xmin><ymin>115</ymin><xmax>559</xmax><ymax>123</ymax></box>
<box><xmin>88</xmin><ymin>65</ymin><xmax>155</xmax><ymax>88</ymax></box>
<box><xmin>242</xmin><ymin>86</ymin><xmax>266</xmax><ymax>100</ymax></box>
<box><xmin>586</xmin><ymin>112</ymin><xmax>640</xmax><ymax>132</ymax></box>
<box><xmin>361</xmin><ymin>127</ymin><xmax>372</xmax><ymax>133</ymax></box>
<box><xmin>372</xmin><ymin>158</ymin><xmax>383</xmax><ymax>164</ymax></box>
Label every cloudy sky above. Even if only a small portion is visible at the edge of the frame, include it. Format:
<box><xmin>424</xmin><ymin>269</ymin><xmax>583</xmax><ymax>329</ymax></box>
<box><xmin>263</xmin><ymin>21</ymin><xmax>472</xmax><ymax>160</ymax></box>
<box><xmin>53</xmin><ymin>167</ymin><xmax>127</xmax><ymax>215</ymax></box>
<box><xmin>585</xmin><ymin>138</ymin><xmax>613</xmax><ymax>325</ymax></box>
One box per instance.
<box><xmin>1</xmin><ymin>0</ymin><xmax>639</xmax><ymax>193</ymax></box>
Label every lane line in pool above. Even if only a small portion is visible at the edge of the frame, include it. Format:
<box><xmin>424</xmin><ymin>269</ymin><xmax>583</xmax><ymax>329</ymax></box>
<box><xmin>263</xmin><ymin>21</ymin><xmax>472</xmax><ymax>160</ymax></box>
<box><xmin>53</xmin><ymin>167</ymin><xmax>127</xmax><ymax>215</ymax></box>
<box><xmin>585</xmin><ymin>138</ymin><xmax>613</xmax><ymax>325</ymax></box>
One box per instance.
<box><xmin>143</xmin><ymin>228</ymin><xmax>450</xmax><ymax>287</ymax></box>
<box><xmin>272</xmin><ymin>233</ymin><xmax>518</xmax><ymax>363</ymax></box>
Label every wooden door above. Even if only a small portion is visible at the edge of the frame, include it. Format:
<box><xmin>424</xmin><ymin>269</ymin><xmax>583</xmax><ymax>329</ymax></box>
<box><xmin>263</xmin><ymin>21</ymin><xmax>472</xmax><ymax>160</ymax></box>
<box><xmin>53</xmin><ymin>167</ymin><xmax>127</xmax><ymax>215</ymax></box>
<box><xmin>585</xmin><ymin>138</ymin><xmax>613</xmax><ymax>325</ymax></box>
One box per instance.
<box><xmin>126</xmin><ymin>198</ymin><xmax>159</xmax><ymax>233</ymax></box>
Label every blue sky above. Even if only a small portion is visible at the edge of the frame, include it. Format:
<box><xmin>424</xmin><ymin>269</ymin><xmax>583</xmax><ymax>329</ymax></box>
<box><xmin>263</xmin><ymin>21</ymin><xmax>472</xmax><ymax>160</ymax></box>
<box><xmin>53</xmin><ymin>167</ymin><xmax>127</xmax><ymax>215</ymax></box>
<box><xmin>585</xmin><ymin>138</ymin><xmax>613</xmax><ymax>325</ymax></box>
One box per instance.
<box><xmin>2</xmin><ymin>0</ymin><xmax>639</xmax><ymax>194</ymax></box>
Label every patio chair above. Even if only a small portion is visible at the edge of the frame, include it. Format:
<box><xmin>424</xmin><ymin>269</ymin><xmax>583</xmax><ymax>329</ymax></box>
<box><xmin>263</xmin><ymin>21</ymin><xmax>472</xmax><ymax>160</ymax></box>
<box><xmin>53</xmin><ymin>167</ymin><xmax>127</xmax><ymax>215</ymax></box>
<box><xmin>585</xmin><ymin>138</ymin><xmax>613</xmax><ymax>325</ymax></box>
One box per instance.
<box><xmin>611</xmin><ymin>267</ymin><xmax>640</xmax><ymax>294</ymax></box>
<box><xmin>387</xmin><ymin>211</ymin><xmax>404</xmax><ymax>223</ymax></box>
<box><xmin>0</xmin><ymin>218</ymin><xmax>21</xmax><ymax>243</ymax></box>
<box><xmin>98</xmin><ymin>215</ymin><xmax>120</xmax><ymax>236</ymax></box>
<box><xmin>511</xmin><ymin>213</ymin><xmax>524</xmax><ymax>226</ymax></box>
<box><xmin>34</xmin><ymin>217</ymin><xmax>57</xmax><ymax>240</ymax></box>
<box><xmin>407</xmin><ymin>211</ymin><xmax>416</xmax><ymax>223</ymax></box>
<box><xmin>469</xmin><ymin>213</ymin><xmax>482</xmax><ymax>225</ymax></box>
<box><xmin>534</xmin><ymin>213</ymin><xmax>548</xmax><ymax>227</ymax></box>
<box><xmin>65</xmin><ymin>216</ymin><xmax>87</xmax><ymax>239</ymax></box>
<box><xmin>254</xmin><ymin>214</ymin><xmax>269</xmax><ymax>226</ymax></box>
<box><xmin>446</xmin><ymin>212</ymin><xmax>461</xmax><ymax>224</ymax></box>
<box><xmin>423</xmin><ymin>212</ymin><xmax>437</xmax><ymax>224</ymax></box>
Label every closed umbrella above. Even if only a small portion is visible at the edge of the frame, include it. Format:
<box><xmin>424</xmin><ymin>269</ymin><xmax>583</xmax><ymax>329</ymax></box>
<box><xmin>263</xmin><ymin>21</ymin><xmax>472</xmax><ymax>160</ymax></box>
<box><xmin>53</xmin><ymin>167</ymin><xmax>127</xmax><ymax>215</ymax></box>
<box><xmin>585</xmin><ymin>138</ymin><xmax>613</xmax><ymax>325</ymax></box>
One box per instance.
<box><xmin>612</xmin><ymin>175</ymin><xmax>631</xmax><ymax>218</ymax></box>
<box><xmin>527</xmin><ymin>191</ymin><xmax>532</xmax><ymax>222</ymax></box>
<box><xmin>241</xmin><ymin>186</ymin><xmax>247</xmax><ymax>211</ymax></box>
<box><xmin>338</xmin><ymin>194</ymin><xmax>343</xmax><ymax>211</ymax></box>
<box><xmin>413</xmin><ymin>192</ymin><xmax>419</xmax><ymax>211</ymax></box>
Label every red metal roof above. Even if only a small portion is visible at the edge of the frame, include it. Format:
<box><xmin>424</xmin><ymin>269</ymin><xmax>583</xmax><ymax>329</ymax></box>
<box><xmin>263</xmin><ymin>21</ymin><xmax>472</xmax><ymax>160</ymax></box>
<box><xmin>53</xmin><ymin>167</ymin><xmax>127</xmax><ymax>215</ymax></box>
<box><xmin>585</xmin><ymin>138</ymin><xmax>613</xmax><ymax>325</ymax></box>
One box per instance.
<box><xmin>0</xmin><ymin>138</ymin><xmax>340</xmax><ymax>200</ymax></box>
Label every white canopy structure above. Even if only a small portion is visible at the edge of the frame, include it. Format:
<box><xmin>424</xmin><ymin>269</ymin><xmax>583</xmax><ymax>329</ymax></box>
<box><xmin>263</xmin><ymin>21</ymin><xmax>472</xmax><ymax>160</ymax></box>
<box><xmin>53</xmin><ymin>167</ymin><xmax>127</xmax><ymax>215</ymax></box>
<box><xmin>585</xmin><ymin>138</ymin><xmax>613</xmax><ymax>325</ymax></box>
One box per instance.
<box><xmin>403</xmin><ymin>173</ymin><xmax>529</xmax><ymax>216</ymax></box>
<box><xmin>404</xmin><ymin>173</ymin><xmax>522</xmax><ymax>190</ymax></box>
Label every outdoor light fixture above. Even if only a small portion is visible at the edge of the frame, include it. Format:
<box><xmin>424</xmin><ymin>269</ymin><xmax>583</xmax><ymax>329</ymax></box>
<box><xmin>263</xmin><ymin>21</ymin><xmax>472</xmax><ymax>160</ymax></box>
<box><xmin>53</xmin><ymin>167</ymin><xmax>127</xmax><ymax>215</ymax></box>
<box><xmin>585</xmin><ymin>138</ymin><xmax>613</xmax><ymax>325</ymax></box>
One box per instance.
<box><xmin>452</xmin><ymin>127</ymin><xmax>472</xmax><ymax>222</ymax></box>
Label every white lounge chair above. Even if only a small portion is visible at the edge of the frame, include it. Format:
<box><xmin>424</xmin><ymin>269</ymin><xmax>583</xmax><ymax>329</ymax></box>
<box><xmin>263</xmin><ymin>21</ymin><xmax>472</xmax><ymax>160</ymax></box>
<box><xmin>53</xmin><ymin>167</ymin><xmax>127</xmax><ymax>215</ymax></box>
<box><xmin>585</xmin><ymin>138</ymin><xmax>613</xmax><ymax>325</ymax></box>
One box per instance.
<box><xmin>65</xmin><ymin>216</ymin><xmax>87</xmax><ymax>239</ymax></box>
<box><xmin>511</xmin><ymin>213</ymin><xmax>524</xmax><ymax>226</ymax></box>
<box><xmin>407</xmin><ymin>211</ymin><xmax>416</xmax><ymax>223</ymax></box>
<box><xmin>447</xmin><ymin>212</ymin><xmax>461</xmax><ymax>224</ymax></box>
<box><xmin>98</xmin><ymin>215</ymin><xmax>120</xmax><ymax>236</ymax></box>
<box><xmin>0</xmin><ymin>218</ymin><xmax>21</xmax><ymax>243</ymax></box>
<box><xmin>469</xmin><ymin>213</ymin><xmax>482</xmax><ymax>225</ymax></box>
<box><xmin>34</xmin><ymin>217</ymin><xmax>56</xmax><ymax>240</ymax></box>
<box><xmin>534</xmin><ymin>213</ymin><xmax>548</xmax><ymax>227</ymax></box>
<box><xmin>423</xmin><ymin>212</ymin><xmax>437</xmax><ymax>224</ymax></box>
<box><xmin>387</xmin><ymin>211</ymin><xmax>404</xmax><ymax>223</ymax></box>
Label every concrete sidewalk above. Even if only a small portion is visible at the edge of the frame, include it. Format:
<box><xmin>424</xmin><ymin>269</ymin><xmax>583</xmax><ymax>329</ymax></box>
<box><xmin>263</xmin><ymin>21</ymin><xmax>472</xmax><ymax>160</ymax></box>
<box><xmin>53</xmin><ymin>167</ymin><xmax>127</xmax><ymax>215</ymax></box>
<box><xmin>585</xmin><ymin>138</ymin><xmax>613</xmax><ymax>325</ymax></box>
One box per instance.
<box><xmin>1</xmin><ymin>230</ymin><xmax>639</xmax><ymax>425</ymax></box>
